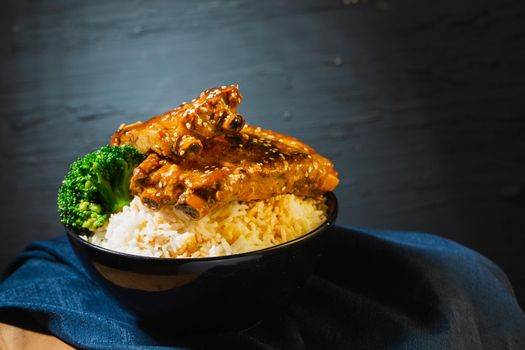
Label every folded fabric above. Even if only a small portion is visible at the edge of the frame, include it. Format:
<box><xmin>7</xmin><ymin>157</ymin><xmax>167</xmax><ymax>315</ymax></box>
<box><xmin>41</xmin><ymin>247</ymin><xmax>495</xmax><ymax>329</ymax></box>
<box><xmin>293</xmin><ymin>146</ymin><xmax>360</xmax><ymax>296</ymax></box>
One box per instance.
<box><xmin>1</xmin><ymin>226</ymin><xmax>524</xmax><ymax>349</ymax></box>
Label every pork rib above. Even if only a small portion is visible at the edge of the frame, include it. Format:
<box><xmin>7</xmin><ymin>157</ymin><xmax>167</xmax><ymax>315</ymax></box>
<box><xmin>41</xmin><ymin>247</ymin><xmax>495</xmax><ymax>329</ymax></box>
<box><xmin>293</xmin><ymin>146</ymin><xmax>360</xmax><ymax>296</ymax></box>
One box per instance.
<box><xmin>111</xmin><ymin>85</ymin><xmax>245</xmax><ymax>160</ymax></box>
<box><xmin>111</xmin><ymin>86</ymin><xmax>339</xmax><ymax>218</ymax></box>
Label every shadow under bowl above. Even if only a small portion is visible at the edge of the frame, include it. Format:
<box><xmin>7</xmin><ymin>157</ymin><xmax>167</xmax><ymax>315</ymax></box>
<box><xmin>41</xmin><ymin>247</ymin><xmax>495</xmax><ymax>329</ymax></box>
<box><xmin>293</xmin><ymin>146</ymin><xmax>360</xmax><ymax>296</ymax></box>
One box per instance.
<box><xmin>66</xmin><ymin>193</ymin><xmax>338</xmax><ymax>330</ymax></box>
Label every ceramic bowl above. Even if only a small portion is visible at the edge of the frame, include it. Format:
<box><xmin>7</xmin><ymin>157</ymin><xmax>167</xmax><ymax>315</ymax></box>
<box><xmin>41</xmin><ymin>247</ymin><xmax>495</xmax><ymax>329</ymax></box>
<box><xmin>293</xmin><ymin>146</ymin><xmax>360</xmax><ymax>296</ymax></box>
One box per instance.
<box><xmin>66</xmin><ymin>192</ymin><xmax>338</xmax><ymax>329</ymax></box>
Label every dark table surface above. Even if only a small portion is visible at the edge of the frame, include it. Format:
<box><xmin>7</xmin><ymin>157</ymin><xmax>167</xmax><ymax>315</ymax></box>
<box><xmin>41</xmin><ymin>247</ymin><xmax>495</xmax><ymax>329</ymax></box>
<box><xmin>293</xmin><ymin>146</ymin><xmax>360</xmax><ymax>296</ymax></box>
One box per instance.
<box><xmin>1</xmin><ymin>0</ymin><xmax>524</xmax><ymax>308</ymax></box>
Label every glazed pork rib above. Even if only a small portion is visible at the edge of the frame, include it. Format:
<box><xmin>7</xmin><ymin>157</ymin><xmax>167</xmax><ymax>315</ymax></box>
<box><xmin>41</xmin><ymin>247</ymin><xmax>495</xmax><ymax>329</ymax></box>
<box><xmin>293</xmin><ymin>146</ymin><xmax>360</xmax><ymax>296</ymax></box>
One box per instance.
<box><xmin>111</xmin><ymin>86</ymin><xmax>339</xmax><ymax>218</ymax></box>
<box><xmin>111</xmin><ymin>85</ymin><xmax>245</xmax><ymax>160</ymax></box>
<box><xmin>129</xmin><ymin>126</ymin><xmax>339</xmax><ymax>218</ymax></box>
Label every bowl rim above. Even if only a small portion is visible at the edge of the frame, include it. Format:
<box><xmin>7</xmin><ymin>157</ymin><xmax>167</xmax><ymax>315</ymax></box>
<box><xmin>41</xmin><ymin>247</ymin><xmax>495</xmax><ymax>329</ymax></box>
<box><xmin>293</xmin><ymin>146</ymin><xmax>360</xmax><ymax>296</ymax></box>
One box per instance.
<box><xmin>66</xmin><ymin>192</ymin><xmax>338</xmax><ymax>262</ymax></box>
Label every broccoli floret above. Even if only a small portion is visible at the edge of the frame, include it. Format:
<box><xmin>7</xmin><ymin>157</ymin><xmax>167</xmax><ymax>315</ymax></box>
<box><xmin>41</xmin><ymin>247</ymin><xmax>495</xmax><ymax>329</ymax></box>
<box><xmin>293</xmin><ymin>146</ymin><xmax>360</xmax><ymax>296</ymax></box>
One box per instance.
<box><xmin>57</xmin><ymin>145</ymin><xmax>146</xmax><ymax>232</ymax></box>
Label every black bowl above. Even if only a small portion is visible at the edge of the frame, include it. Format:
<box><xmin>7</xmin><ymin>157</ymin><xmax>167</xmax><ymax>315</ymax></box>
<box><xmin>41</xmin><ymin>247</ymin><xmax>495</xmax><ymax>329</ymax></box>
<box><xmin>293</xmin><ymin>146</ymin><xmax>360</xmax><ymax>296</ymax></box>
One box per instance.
<box><xmin>66</xmin><ymin>193</ymin><xmax>338</xmax><ymax>329</ymax></box>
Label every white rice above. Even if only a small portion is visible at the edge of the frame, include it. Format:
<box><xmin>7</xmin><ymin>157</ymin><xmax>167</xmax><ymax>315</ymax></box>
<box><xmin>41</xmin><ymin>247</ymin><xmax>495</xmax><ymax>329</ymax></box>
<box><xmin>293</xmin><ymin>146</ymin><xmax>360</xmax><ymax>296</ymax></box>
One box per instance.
<box><xmin>84</xmin><ymin>194</ymin><xmax>327</xmax><ymax>258</ymax></box>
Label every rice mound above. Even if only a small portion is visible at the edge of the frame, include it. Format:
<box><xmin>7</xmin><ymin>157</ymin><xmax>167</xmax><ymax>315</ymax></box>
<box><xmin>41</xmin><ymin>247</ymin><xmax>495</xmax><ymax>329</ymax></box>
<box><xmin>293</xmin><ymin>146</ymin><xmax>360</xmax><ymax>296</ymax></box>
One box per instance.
<box><xmin>85</xmin><ymin>194</ymin><xmax>327</xmax><ymax>258</ymax></box>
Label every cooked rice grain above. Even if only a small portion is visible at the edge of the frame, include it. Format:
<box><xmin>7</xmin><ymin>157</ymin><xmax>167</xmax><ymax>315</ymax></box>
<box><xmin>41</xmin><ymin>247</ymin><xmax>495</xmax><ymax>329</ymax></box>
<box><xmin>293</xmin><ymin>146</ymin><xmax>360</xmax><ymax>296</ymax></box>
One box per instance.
<box><xmin>85</xmin><ymin>194</ymin><xmax>327</xmax><ymax>258</ymax></box>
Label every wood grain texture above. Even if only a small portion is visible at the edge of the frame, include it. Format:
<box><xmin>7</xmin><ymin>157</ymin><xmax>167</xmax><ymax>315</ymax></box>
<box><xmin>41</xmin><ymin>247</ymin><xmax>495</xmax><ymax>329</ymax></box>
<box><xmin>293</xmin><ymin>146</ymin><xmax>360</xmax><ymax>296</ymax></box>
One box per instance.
<box><xmin>0</xmin><ymin>322</ymin><xmax>73</xmax><ymax>350</ymax></box>
<box><xmin>1</xmin><ymin>0</ymin><xmax>524</xmax><ymax>307</ymax></box>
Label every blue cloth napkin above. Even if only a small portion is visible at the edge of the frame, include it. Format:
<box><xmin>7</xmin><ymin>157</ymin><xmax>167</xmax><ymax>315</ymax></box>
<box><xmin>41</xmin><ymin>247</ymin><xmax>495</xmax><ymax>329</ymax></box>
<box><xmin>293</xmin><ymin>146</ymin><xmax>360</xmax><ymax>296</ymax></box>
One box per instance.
<box><xmin>1</xmin><ymin>226</ymin><xmax>524</xmax><ymax>349</ymax></box>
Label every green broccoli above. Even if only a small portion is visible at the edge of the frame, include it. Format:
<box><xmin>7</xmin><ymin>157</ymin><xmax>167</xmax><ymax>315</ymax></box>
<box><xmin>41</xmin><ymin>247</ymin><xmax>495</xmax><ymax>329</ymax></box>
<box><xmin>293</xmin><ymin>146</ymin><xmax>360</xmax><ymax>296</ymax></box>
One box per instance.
<box><xmin>57</xmin><ymin>145</ymin><xmax>146</xmax><ymax>232</ymax></box>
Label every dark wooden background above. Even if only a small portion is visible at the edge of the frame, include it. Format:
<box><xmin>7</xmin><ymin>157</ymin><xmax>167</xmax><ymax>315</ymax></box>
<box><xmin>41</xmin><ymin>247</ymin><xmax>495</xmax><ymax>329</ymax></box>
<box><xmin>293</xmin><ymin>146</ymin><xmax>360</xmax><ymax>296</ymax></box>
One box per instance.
<box><xmin>1</xmin><ymin>0</ymin><xmax>524</xmax><ymax>308</ymax></box>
